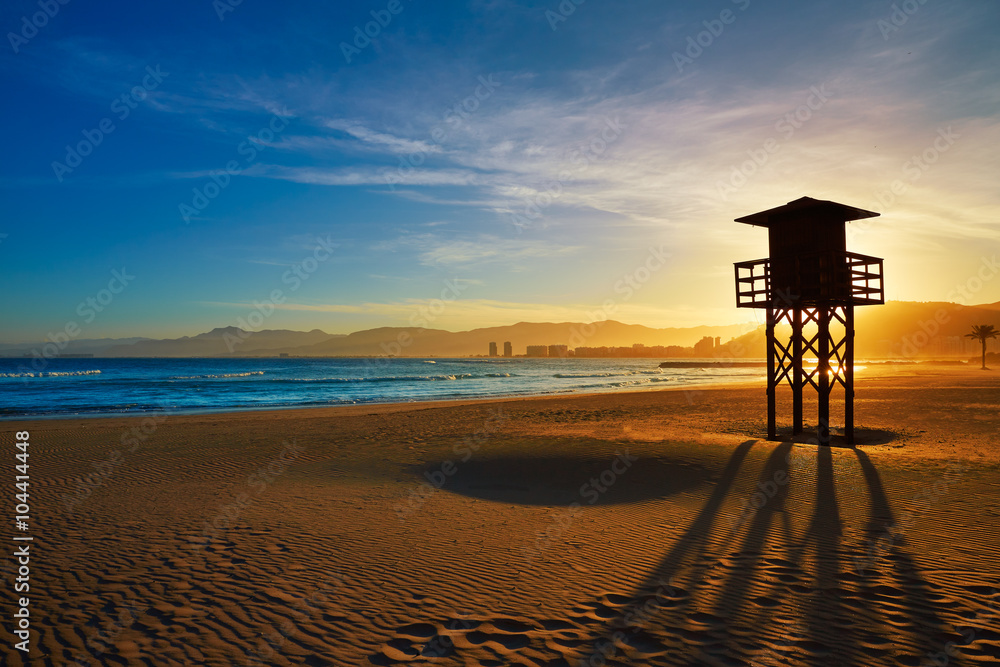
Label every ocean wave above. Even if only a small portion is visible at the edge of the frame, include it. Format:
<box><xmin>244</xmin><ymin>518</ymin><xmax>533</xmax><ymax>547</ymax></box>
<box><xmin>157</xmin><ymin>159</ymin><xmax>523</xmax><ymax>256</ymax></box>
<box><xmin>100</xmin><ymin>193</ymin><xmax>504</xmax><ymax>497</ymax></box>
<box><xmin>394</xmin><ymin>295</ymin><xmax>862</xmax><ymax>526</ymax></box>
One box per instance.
<box><xmin>168</xmin><ymin>372</ymin><xmax>266</xmax><ymax>379</ymax></box>
<box><xmin>554</xmin><ymin>368</ymin><xmax>666</xmax><ymax>379</ymax></box>
<box><xmin>277</xmin><ymin>372</ymin><xmax>515</xmax><ymax>383</ymax></box>
<box><xmin>608</xmin><ymin>377</ymin><xmax>672</xmax><ymax>387</ymax></box>
<box><xmin>0</xmin><ymin>370</ymin><xmax>102</xmax><ymax>378</ymax></box>
<box><xmin>162</xmin><ymin>371</ymin><xmax>518</xmax><ymax>384</ymax></box>
<box><xmin>451</xmin><ymin>359</ymin><xmax>513</xmax><ymax>363</ymax></box>
<box><xmin>567</xmin><ymin>376</ymin><xmax>673</xmax><ymax>389</ymax></box>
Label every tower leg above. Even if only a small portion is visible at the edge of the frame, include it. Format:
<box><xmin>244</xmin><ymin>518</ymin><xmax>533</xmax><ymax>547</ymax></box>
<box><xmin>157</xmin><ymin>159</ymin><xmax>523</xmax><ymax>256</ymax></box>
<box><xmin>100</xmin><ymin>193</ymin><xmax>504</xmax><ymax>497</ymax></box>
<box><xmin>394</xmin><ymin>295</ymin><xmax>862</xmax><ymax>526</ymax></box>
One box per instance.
<box><xmin>767</xmin><ymin>306</ymin><xmax>776</xmax><ymax>440</ymax></box>
<box><xmin>817</xmin><ymin>307</ymin><xmax>831</xmax><ymax>446</ymax></box>
<box><xmin>845</xmin><ymin>305</ymin><xmax>855</xmax><ymax>445</ymax></box>
<box><xmin>793</xmin><ymin>308</ymin><xmax>803</xmax><ymax>435</ymax></box>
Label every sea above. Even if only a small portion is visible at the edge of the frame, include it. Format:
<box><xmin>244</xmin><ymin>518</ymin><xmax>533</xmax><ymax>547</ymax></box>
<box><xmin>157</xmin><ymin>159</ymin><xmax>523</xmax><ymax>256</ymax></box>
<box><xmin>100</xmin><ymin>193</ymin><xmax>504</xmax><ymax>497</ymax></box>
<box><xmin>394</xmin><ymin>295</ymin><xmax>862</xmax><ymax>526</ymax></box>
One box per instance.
<box><xmin>0</xmin><ymin>357</ymin><xmax>766</xmax><ymax>419</ymax></box>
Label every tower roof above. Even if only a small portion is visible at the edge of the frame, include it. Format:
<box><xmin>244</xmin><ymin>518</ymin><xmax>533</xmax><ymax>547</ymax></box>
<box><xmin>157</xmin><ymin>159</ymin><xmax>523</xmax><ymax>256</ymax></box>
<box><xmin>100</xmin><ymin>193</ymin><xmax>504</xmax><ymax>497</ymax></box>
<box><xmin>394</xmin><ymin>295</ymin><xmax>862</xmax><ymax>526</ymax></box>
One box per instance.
<box><xmin>735</xmin><ymin>196</ymin><xmax>879</xmax><ymax>227</ymax></box>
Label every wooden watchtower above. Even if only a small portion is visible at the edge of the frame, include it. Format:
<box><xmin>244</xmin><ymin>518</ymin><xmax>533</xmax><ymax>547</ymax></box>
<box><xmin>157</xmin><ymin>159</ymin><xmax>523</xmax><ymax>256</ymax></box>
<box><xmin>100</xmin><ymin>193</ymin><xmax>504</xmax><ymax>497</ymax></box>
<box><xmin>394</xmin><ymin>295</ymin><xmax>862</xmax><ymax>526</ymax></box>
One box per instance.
<box><xmin>734</xmin><ymin>197</ymin><xmax>885</xmax><ymax>445</ymax></box>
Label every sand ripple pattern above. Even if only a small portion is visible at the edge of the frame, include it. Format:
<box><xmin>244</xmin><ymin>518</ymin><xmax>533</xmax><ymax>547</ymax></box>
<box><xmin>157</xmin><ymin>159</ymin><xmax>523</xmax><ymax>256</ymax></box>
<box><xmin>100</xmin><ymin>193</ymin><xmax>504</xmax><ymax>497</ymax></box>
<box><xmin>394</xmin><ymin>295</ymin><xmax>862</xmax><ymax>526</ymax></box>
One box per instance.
<box><xmin>4</xmin><ymin>388</ymin><xmax>1000</xmax><ymax>666</ymax></box>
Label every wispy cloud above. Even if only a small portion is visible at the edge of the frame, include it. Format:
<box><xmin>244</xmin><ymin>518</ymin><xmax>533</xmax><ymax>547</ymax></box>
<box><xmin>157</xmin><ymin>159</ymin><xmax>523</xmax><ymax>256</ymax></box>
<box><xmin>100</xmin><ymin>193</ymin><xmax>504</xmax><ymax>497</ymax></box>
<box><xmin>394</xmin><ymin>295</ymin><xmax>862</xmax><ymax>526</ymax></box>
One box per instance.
<box><xmin>199</xmin><ymin>298</ymin><xmax>755</xmax><ymax>330</ymax></box>
<box><xmin>6</xmin><ymin>0</ymin><xmax>1000</xmax><ymax>342</ymax></box>
<box><xmin>373</xmin><ymin>234</ymin><xmax>582</xmax><ymax>267</ymax></box>
<box><xmin>324</xmin><ymin>119</ymin><xmax>443</xmax><ymax>155</ymax></box>
<box><xmin>249</xmin><ymin>164</ymin><xmax>482</xmax><ymax>187</ymax></box>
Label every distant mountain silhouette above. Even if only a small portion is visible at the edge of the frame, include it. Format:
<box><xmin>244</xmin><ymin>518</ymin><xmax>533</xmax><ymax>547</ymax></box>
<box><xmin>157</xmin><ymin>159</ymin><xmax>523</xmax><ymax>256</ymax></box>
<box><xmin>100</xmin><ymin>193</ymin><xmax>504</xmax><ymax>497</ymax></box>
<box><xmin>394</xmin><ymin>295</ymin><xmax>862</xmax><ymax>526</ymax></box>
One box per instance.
<box><xmin>714</xmin><ymin>301</ymin><xmax>1000</xmax><ymax>359</ymax></box>
<box><xmin>0</xmin><ymin>328</ymin><xmax>338</xmax><ymax>358</ymax></box>
<box><xmin>0</xmin><ymin>336</ymin><xmax>151</xmax><ymax>356</ymax></box>
<box><xmin>106</xmin><ymin>328</ymin><xmax>337</xmax><ymax>357</ymax></box>
<box><xmin>2</xmin><ymin>301</ymin><xmax>996</xmax><ymax>358</ymax></box>
<box><xmin>263</xmin><ymin>321</ymin><xmax>751</xmax><ymax>358</ymax></box>
<box><xmin>855</xmin><ymin>301</ymin><xmax>1000</xmax><ymax>357</ymax></box>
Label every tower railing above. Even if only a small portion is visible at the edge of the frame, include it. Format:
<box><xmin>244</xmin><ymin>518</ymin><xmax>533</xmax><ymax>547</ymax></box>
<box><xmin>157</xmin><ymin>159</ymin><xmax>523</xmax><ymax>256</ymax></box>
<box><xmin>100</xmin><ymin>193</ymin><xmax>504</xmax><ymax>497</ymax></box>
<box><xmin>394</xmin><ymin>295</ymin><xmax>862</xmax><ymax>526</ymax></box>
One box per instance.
<box><xmin>735</xmin><ymin>250</ymin><xmax>884</xmax><ymax>308</ymax></box>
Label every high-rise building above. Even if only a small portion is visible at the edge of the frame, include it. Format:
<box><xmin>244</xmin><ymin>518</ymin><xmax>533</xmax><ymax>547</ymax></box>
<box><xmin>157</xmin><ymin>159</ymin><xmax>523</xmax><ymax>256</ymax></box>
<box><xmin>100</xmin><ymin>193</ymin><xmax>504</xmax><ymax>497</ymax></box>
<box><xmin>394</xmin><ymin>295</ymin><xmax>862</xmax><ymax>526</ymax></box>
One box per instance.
<box><xmin>548</xmin><ymin>344</ymin><xmax>568</xmax><ymax>358</ymax></box>
<box><xmin>488</xmin><ymin>342</ymin><xmax>498</xmax><ymax>357</ymax></box>
<box><xmin>503</xmin><ymin>341</ymin><xmax>512</xmax><ymax>357</ymax></box>
<box><xmin>693</xmin><ymin>336</ymin><xmax>715</xmax><ymax>357</ymax></box>
<box><xmin>526</xmin><ymin>345</ymin><xmax>548</xmax><ymax>357</ymax></box>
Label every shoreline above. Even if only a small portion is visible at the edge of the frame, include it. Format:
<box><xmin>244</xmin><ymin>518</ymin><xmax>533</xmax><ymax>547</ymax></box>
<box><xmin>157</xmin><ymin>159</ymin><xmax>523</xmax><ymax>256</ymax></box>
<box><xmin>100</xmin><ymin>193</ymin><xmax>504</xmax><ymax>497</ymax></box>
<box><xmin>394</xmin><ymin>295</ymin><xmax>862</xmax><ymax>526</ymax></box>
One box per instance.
<box><xmin>2</xmin><ymin>359</ymin><xmax>981</xmax><ymax>423</ymax></box>
<box><xmin>0</xmin><ymin>376</ymin><xmax>766</xmax><ymax>424</ymax></box>
<box><xmin>7</xmin><ymin>364</ymin><xmax>998</xmax><ymax>462</ymax></box>
<box><xmin>3</xmin><ymin>366</ymin><xmax>999</xmax><ymax>665</ymax></box>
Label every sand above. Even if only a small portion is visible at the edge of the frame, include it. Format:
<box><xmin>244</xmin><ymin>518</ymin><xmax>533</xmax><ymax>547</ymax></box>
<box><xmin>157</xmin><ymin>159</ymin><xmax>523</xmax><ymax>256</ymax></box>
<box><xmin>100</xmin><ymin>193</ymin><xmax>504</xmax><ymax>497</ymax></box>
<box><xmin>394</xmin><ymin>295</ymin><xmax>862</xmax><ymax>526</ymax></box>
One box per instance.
<box><xmin>4</xmin><ymin>364</ymin><xmax>1000</xmax><ymax>666</ymax></box>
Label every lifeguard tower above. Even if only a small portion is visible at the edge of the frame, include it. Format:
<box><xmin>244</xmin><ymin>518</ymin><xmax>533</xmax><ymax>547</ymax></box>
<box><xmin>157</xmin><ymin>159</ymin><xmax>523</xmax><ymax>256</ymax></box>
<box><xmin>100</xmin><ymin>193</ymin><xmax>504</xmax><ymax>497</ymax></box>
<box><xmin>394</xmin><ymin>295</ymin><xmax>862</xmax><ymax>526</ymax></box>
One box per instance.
<box><xmin>734</xmin><ymin>197</ymin><xmax>884</xmax><ymax>445</ymax></box>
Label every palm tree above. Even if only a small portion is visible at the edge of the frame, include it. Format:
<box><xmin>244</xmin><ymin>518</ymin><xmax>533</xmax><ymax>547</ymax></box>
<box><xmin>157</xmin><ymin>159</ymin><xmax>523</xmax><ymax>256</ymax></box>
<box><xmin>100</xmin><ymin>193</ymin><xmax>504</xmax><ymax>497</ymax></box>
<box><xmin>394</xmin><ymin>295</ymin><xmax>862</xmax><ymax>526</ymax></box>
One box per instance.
<box><xmin>966</xmin><ymin>324</ymin><xmax>999</xmax><ymax>370</ymax></box>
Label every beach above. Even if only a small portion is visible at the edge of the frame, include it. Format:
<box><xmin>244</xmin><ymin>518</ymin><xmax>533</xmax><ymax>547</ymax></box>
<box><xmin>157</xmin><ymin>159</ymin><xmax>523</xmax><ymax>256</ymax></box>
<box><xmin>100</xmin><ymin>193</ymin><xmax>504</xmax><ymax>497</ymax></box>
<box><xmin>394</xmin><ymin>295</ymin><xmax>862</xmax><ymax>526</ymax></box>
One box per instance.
<box><xmin>5</xmin><ymin>364</ymin><xmax>1000</xmax><ymax>666</ymax></box>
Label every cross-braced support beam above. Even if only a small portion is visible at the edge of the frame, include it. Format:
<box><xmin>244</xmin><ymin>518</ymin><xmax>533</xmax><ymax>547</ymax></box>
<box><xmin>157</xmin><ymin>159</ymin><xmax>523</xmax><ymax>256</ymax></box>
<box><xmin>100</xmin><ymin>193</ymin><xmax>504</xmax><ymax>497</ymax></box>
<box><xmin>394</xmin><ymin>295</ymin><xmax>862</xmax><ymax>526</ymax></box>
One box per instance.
<box><xmin>765</xmin><ymin>303</ymin><xmax>856</xmax><ymax>445</ymax></box>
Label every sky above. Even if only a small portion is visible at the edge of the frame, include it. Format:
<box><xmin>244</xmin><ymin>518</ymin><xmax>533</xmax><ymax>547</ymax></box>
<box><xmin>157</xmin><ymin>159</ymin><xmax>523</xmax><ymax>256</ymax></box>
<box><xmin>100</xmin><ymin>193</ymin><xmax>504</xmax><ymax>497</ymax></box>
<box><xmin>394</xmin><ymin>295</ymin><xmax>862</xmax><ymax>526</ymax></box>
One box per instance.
<box><xmin>1</xmin><ymin>0</ymin><xmax>998</xmax><ymax>342</ymax></box>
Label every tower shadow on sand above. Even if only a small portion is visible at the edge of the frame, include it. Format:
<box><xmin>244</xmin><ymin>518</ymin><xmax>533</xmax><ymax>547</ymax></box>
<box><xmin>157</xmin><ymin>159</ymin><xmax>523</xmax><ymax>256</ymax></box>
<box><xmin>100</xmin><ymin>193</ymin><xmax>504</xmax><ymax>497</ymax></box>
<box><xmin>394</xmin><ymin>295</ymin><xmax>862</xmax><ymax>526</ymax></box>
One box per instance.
<box><xmin>374</xmin><ymin>438</ymin><xmax>970</xmax><ymax>666</ymax></box>
<box><xmin>574</xmin><ymin>440</ymin><xmax>966</xmax><ymax>667</ymax></box>
<box><xmin>751</xmin><ymin>424</ymin><xmax>900</xmax><ymax>448</ymax></box>
<box><xmin>431</xmin><ymin>451</ymin><xmax>712</xmax><ymax>507</ymax></box>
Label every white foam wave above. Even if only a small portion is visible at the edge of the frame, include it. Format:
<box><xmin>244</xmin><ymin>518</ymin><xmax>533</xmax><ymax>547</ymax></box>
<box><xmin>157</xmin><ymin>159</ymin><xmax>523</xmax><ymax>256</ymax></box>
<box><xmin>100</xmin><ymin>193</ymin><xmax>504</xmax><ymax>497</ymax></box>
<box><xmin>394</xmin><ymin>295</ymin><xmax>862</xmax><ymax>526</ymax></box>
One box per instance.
<box><xmin>1</xmin><ymin>370</ymin><xmax>102</xmax><ymax>378</ymax></box>
<box><xmin>169</xmin><ymin>371</ymin><xmax>265</xmax><ymax>379</ymax></box>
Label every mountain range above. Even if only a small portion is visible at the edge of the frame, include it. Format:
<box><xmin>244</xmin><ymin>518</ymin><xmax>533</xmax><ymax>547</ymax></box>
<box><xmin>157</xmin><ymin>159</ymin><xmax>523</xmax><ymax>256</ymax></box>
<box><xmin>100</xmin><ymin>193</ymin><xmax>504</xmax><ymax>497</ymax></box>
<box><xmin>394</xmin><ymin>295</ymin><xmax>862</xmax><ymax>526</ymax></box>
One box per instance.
<box><xmin>2</xmin><ymin>300</ymin><xmax>998</xmax><ymax>359</ymax></box>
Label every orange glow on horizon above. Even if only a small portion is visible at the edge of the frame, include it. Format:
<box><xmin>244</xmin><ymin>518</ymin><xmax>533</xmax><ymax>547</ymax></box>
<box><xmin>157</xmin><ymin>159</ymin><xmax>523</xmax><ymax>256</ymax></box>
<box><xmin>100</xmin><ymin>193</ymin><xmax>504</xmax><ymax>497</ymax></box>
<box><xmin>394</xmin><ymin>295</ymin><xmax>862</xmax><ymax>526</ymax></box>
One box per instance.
<box><xmin>803</xmin><ymin>363</ymin><xmax>868</xmax><ymax>376</ymax></box>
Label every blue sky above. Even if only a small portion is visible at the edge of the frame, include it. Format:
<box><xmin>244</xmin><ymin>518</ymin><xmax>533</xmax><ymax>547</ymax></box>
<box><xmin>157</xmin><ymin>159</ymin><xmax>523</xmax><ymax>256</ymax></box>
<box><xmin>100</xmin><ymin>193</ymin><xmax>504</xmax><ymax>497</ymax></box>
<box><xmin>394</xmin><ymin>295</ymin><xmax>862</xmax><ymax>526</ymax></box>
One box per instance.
<box><xmin>1</xmin><ymin>0</ymin><xmax>998</xmax><ymax>341</ymax></box>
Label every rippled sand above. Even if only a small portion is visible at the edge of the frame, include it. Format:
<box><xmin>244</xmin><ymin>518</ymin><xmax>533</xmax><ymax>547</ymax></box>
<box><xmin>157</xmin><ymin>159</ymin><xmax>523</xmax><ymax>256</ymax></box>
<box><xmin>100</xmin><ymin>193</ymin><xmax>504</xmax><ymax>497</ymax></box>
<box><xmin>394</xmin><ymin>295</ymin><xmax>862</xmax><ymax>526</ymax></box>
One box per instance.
<box><xmin>6</xmin><ymin>364</ymin><xmax>1000</xmax><ymax>666</ymax></box>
